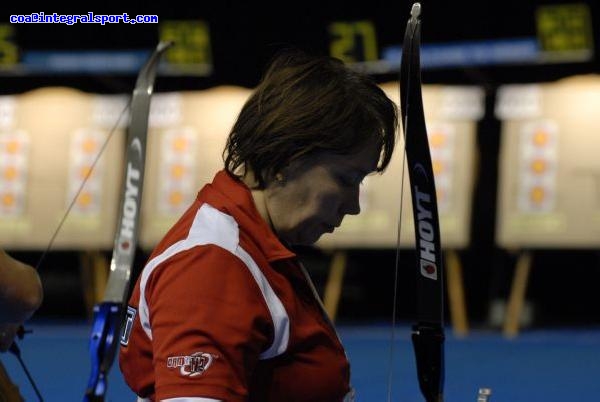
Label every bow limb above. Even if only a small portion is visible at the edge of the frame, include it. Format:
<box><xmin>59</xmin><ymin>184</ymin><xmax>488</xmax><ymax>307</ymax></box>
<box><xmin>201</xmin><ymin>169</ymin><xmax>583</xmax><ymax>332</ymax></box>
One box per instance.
<box><xmin>400</xmin><ymin>4</ymin><xmax>445</xmax><ymax>402</ymax></box>
<box><xmin>83</xmin><ymin>41</ymin><xmax>173</xmax><ymax>402</ymax></box>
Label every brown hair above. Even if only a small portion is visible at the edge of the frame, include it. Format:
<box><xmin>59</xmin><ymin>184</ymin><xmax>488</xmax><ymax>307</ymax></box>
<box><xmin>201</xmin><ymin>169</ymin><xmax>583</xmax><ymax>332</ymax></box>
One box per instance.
<box><xmin>224</xmin><ymin>48</ymin><xmax>398</xmax><ymax>188</ymax></box>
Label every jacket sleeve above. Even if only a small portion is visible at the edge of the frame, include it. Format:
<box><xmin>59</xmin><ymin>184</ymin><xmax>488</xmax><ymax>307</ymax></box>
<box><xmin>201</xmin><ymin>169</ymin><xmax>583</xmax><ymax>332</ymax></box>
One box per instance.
<box><xmin>145</xmin><ymin>244</ymin><xmax>273</xmax><ymax>401</ymax></box>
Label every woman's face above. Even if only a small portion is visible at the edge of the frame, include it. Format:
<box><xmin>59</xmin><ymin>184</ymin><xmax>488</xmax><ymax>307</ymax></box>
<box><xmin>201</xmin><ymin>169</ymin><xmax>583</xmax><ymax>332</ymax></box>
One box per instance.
<box><xmin>264</xmin><ymin>143</ymin><xmax>381</xmax><ymax>245</ymax></box>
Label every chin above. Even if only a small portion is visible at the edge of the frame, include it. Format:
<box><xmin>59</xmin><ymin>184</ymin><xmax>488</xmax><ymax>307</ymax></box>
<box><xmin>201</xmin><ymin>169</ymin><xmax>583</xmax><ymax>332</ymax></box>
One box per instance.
<box><xmin>307</xmin><ymin>231</ymin><xmax>327</xmax><ymax>245</ymax></box>
<box><xmin>291</xmin><ymin>231</ymin><xmax>324</xmax><ymax>247</ymax></box>
<box><xmin>282</xmin><ymin>223</ymin><xmax>328</xmax><ymax>246</ymax></box>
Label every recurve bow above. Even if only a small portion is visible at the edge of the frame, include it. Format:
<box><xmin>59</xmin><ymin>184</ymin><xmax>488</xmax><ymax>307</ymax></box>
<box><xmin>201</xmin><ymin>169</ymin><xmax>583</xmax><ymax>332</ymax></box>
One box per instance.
<box><xmin>399</xmin><ymin>3</ymin><xmax>445</xmax><ymax>401</ymax></box>
<box><xmin>82</xmin><ymin>41</ymin><xmax>172</xmax><ymax>402</ymax></box>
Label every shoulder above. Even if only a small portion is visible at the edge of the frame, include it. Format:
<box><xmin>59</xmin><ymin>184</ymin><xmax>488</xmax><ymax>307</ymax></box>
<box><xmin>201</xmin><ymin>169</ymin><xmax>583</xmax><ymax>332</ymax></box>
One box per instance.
<box><xmin>141</xmin><ymin>203</ymin><xmax>253</xmax><ymax>295</ymax></box>
<box><xmin>154</xmin><ymin>203</ymin><xmax>240</xmax><ymax>258</ymax></box>
<box><xmin>187</xmin><ymin>203</ymin><xmax>239</xmax><ymax>253</ymax></box>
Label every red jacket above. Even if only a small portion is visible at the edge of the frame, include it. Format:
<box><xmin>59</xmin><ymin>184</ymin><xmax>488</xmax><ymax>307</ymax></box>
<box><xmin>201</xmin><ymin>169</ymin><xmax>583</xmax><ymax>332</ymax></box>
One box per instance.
<box><xmin>119</xmin><ymin>170</ymin><xmax>352</xmax><ymax>402</ymax></box>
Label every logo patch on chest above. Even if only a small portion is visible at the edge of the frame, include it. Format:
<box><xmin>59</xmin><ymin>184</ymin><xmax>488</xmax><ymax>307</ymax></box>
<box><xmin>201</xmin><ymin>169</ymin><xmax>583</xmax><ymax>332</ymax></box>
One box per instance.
<box><xmin>167</xmin><ymin>351</ymin><xmax>218</xmax><ymax>377</ymax></box>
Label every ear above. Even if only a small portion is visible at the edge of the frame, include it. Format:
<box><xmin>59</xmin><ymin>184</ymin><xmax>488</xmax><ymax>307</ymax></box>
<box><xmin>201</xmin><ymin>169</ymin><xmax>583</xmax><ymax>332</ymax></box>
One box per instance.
<box><xmin>274</xmin><ymin>172</ymin><xmax>286</xmax><ymax>184</ymax></box>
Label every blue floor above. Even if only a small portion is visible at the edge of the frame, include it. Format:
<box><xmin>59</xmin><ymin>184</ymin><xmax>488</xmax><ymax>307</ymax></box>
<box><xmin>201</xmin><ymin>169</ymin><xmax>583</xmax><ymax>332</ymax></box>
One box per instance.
<box><xmin>1</xmin><ymin>321</ymin><xmax>599</xmax><ymax>401</ymax></box>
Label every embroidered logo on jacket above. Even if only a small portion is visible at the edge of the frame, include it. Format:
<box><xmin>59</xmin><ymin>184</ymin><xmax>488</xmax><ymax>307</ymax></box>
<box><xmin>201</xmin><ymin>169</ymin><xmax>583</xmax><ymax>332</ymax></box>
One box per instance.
<box><xmin>167</xmin><ymin>352</ymin><xmax>217</xmax><ymax>377</ymax></box>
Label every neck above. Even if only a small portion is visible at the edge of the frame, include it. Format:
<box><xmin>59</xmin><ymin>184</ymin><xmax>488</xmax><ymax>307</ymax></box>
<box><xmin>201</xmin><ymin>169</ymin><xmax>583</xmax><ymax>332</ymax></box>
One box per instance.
<box><xmin>241</xmin><ymin>170</ymin><xmax>274</xmax><ymax>230</ymax></box>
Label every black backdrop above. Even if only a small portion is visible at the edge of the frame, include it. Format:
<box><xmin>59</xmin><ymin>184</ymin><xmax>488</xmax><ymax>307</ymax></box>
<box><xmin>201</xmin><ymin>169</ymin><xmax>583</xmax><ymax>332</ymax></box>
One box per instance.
<box><xmin>3</xmin><ymin>0</ymin><xmax>599</xmax><ymax>91</ymax></box>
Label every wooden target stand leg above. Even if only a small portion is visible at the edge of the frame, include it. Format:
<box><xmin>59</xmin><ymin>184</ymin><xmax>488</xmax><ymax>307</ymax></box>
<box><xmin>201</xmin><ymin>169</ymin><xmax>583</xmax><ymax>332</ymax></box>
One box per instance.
<box><xmin>323</xmin><ymin>251</ymin><xmax>347</xmax><ymax>322</ymax></box>
<box><xmin>322</xmin><ymin>249</ymin><xmax>470</xmax><ymax>338</ymax></box>
<box><xmin>503</xmin><ymin>250</ymin><xmax>533</xmax><ymax>338</ymax></box>
<box><xmin>79</xmin><ymin>250</ymin><xmax>109</xmax><ymax>319</ymax></box>
<box><xmin>446</xmin><ymin>249</ymin><xmax>469</xmax><ymax>337</ymax></box>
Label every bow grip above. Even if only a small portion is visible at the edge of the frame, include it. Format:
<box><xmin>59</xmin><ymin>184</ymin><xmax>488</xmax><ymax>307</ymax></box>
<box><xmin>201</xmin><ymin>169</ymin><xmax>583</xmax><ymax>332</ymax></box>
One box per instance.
<box><xmin>83</xmin><ymin>302</ymin><xmax>123</xmax><ymax>401</ymax></box>
<box><xmin>411</xmin><ymin>322</ymin><xmax>445</xmax><ymax>402</ymax></box>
